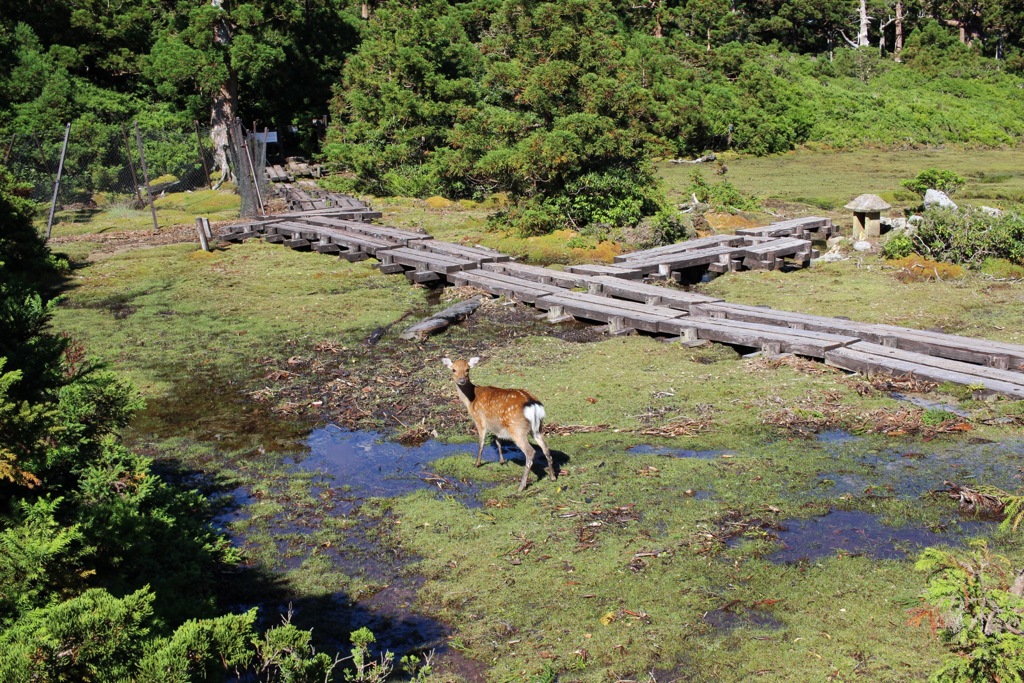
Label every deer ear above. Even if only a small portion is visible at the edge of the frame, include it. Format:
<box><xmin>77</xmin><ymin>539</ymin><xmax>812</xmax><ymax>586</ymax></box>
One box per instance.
<box><xmin>468</xmin><ymin>357</ymin><xmax>480</xmax><ymax>368</ymax></box>
<box><xmin>441</xmin><ymin>357</ymin><xmax>453</xmax><ymax>369</ymax></box>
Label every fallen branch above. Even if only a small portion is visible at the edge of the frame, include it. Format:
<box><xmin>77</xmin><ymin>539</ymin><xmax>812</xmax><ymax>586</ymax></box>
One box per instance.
<box><xmin>399</xmin><ymin>296</ymin><xmax>484</xmax><ymax>341</ymax></box>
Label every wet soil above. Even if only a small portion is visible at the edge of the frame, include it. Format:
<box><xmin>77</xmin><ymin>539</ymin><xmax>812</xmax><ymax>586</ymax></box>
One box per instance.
<box><xmin>769</xmin><ymin>508</ymin><xmax>990</xmax><ymax>564</ymax></box>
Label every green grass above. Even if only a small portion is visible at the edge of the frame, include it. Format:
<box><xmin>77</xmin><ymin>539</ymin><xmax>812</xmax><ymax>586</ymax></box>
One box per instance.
<box><xmin>42</xmin><ymin>147</ymin><xmax>1024</xmax><ymax>682</ymax></box>
<box><xmin>662</xmin><ymin>147</ymin><xmax>1024</xmax><ymax>216</ymax></box>
<box><xmin>50</xmin><ymin>239</ymin><xmax>426</xmax><ymax>399</ymax></box>
<box><xmin>45</xmin><ymin>187</ymin><xmax>241</xmax><ymax>237</ymax></box>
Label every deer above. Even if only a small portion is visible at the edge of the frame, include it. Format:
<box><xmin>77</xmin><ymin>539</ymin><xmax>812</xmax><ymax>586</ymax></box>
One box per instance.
<box><xmin>441</xmin><ymin>357</ymin><xmax>555</xmax><ymax>492</ymax></box>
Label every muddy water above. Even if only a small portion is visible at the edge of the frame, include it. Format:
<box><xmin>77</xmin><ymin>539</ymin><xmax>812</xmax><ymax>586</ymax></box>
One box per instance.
<box><xmin>213</xmin><ymin>426</ymin><xmax>492</xmax><ymax>667</ymax></box>
<box><xmin>815</xmin><ymin>431</ymin><xmax>1024</xmax><ymax>498</ymax></box>
<box><xmin>293</xmin><ymin>426</ymin><xmax>486</xmax><ymax>506</ymax></box>
<box><xmin>770</xmin><ymin>508</ymin><xmax>990</xmax><ymax>563</ymax></box>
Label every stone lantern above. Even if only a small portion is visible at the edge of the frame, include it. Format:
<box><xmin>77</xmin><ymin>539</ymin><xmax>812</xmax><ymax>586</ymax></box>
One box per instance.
<box><xmin>844</xmin><ymin>194</ymin><xmax>891</xmax><ymax>240</ymax></box>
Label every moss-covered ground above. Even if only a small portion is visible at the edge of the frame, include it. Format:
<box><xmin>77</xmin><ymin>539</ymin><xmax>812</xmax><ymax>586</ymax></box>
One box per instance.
<box><xmin>43</xmin><ymin>149</ymin><xmax>1024</xmax><ymax>682</ymax></box>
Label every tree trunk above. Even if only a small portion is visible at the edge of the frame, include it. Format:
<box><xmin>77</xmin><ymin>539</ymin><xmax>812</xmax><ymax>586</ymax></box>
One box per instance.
<box><xmin>857</xmin><ymin>0</ymin><xmax>870</xmax><ymax>47</ymax></box>
<box><xmin>895</xmin><ymin>0</ymin><xmax>903</xmax><ymax>59</ymax></box>
<box><xmin>210</xmin><ymin>6</ymin><xmax>236</xmax><ymax>185</ymax></box>
<box><xmin>210</xmin><ymin>76</ymin><xmax>238</xmax><ymax>185</ymax></box>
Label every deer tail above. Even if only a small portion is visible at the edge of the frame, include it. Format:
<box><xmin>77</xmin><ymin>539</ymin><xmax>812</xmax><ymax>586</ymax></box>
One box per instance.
<box><xmin>523</xmin><ymin>401</ymin><xmax>546</xmax><ymax>434</ymax></box>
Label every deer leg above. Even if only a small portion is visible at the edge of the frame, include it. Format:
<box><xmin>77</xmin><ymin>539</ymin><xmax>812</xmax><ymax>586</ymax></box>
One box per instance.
<box><xmin>495</xmin><ymin>438</ymin><xmax>506</xmax><ymax>464</ymax></box>
<box><xmin>516</xmin><ymin>439</ymin><xmax>535</xmax><ymax>492</ymax></box>
<box><xmin>475</xmin><ymin>426</ymin><xmax>487</xmax><ymax>467</ymax></box>
<box><xmin>533</xmin><ymin>429</ymin><xmax>555</xmax><ymax>481</ymax></box>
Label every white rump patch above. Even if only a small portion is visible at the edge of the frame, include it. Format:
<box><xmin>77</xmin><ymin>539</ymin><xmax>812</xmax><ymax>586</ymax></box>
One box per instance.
<box><xmin>523</xmin><ymin>403</ymin><xmax>546</xmax><ymax>433</ymax></box>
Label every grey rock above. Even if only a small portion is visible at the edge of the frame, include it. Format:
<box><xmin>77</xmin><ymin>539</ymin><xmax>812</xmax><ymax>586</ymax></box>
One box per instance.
<box><xmin>924</xmin><ymin>189</ymin><xmax>957</xmax><ymax>210</ymax></box>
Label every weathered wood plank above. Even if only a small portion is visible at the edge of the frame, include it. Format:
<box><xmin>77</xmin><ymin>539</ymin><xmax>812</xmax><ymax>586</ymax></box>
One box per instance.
<box><xmin>377</xmin><ymin>247</ymin><xmax>478</xmax><ymax>274</ymax></box>
<box><xmin>825</xmin><ymin>344</ymin><xmax>1024</xmax><ymax>399</ymax></box>
<box><xmin>589</xmin><ymin>276</ymin><xmax>722</xmax><ymax>312</ymax></box>
<box><xmin>534</xmin><ymin>291</ymin><xmax>686</xmax><ymax>333</ymax></box>
<box><xmin>660</xmin><ymin>317</ymin><xmax>859</xmax><ymax>358</ymax></box>
<box><xmin>411</xmin><ymin>240</ymin><xmax>511</xmax><ymax>263</ymax></box>
<box><xmin>624</xmin><ymin>245</ymin><xmax>745</xmax><ymax>277</ymax></box>
<box><xmin>691</xmin><ymin>302</ymin><xmax>863</xmax><ymax>334</ymax></box>
<box><xmin>218</xmin><ymin>230</ymin><xmax>258</xmax><ymax>242</ymax></box>
<box><xmin>862</xmin><ymin>325</ymin><xmax>1024</xmax><ymax>371</ymax></box>
<box><xmin>736</xmin><ymin>216</ymin><xmax>833</xmax><ymax>239</ymax></box>
<box><xmin>563</xmin><ymin>263</ymin><xmax>644</xmax><ymax>279</ymax></box>
<box><xmin>481</xmin><ymin>261</ymin><xmax>603</xmax><ymax>289</ymax></box>
<box><xmin>692</xmin><ymin>302</ymin><xmax>1024</xmax><ymax>370</ymax></box>
<box><xmin>448</xmin><ymin>270</ymin><xmax>566</xmax><ymax>303</ymax></box>
<box><xmin>843</xmin><ymin>342</ymin><xmax>1024</xmax><ymax>385</ymax></box>
<box><xmin>277</xmin><ymin>209</ymin><xmax>382</xmax><ymax>221</ymax></box>
<box><xmin>614</xmin><ymin>235</ymin><xmax>746</xmax><ymax>263</ymax></box>
<box><xmin>298</xmin><ymin>216</ymin><xmax>431</xmax><ymax>245</ymax></box>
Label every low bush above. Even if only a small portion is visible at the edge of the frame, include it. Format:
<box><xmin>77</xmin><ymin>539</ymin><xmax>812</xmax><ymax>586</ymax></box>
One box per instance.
<box><xmin>910</xmin><ymin>206</ymin><xmax>1024</xmax><ymax>267</ymax></box>
<box><xmin>901</xmin><ymin>168</ymin><xmax>967</xmax><ymax>197</ymax></box>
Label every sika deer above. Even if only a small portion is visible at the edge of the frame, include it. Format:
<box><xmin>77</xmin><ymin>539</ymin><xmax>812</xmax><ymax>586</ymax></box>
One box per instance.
<box><xmin>442</xmin><ymin>357</ymin><xmax>555</xmax><ymax>492</ymax></box>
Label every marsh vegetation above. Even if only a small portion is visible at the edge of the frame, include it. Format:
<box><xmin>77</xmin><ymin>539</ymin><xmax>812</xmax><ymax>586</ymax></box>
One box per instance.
<box><xmin>19</xmin><ymin>148</ymin><xmax>1020</xmax><ymax>681</ymax></box>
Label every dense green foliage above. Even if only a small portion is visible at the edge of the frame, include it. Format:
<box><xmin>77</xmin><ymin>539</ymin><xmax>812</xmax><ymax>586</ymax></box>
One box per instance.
<box><xmin>325</xmin><ymin>1</ymin><xmax>1024</xmax><ymax>232</ymax></box>
<box><xmin>893</xmin><ymin>206</ymin><xmax>1024</xmax><ymax>267</ymax></box>
<box><xmin>5</xmin><ymin>0</ymin><xmax>1024</xmax><ymax>231</ymax></box>
<box><xmin>902</xmin><ymin>168</ymin><xmax>968</xmax><ymax>197</ymax></box>
<box><xmin>915</xmin><ymin>542</ymin><xmax>1024</xmax><ymax>682</ymax></box>
<box><xmin>0</xmin><ymin>167</ymin><xmax>344</xmax><ymax>680</ymax></box>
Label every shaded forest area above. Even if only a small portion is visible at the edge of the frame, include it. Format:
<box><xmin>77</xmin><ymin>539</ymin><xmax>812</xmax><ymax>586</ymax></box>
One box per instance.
<box><xmin>3</xmin><ymin>0</ymin><xmax>1024</xmax><ymax>233</ymax></box>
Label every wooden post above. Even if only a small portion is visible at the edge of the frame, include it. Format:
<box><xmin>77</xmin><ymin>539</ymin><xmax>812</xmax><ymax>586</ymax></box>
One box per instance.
<box><xmin>120</xmin><ymin>124</ymin><xmax>144</xmax><ymax>208</ymax></box>
<box><xmin>134</xmin><ymin>121</ymin><xmax>160</xmax><ymax>233</ymax></box>
<box><xmin>45</xmin><ymin>122</ymin><xmax>71</xmax><ymax>242</ymax></box>
<box><xmin>241</xmin><ymin>131</ymin><xmax>265</xmax><ymax>216</ymax></box>
<box><xmin>194</xmin><ymin>120</ymin><xmax>212</xmax><ymax>189</ymax></box>
<box><xmin>195</xmin><ymin>217</ymin><xmax>211</xmax><ymax>251</ymax></box>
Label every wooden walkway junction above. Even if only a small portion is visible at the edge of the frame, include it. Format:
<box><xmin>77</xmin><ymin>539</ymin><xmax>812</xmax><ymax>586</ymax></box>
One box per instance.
<box><xmin>216</xmin><ymin>197</ymin><xmax>1024</xmax><ymax>399</ymax></box>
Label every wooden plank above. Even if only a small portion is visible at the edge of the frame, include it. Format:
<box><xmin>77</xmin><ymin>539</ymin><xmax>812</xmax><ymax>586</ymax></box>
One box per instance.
<box><xmin>742</xmin><ymin>237</ymin><xmax>812</xmax><ymax>257</ymax></box>
<box><xmin>377</xmin><ymin>247</ymin><xmax>478</xmax><ymax>274</ymax></box>
<box><xmin>563</xmin><ymin>263</ymin><xmax>643</xmax><ymax>279</ymax></box>
<box><xmin>298</xmin><ymin>216</ymin><xmax>431</xmax><ymax>245</ymax></box>
<box><xmin>865</xmin><ymin>324</ymin><xmax>1024</xmax><ymax>371</ymax></box>
<box><xmin>277</xmin><ymin>209</ymin><xmax>382</xmax><ymax>221</ymax></box>
<box><xmin>692</xmin><ymin>302</ymin><xmax>1024</xmax><ymax>370</ymax></box>
<box><xmin>448</xmin><ymin>270</ymin><xmax>566</xmax><ymax>303</ymax></box>
<box><xmin>534</xmin><ymin>291</ymin><xmax>686</xmax><ymax>333</ymax></box>
<box><xmin>660</xmin><ymin>317</ymin><xmax>859</xmax><ymax>358</ymax></box>
<box><xmin>218</xmin><ymin>230</ymin><xmax>258</xmax><ymax>242</ymax></box>
<box><xmin>691</xmin><ymin>302</ymin><xmax>867</xmax><ymax>336</ymax></box>
<box><xmin>740</xmin><ymin>237</ymin><xmax>815</xmax><ymax>270</ymax></box>
<box><xmin>842</xmin><ymin>342</ymin><xmax>1024</xmax><ymax>385</ymax></box>
<box><xmin>623</xmin><ymin>245</ymin><xmax>745</xmax><ymax>276</ymax></box>
<box><xmin>614</xmin><ymin>235</ymin><xmax>746</xmax><ymax>263</ymax></box>
<box><xmin>301</xmin><ymin>226</ymin><xmax>396</xmax><ymax>255</ymax></box>
<box><xmin>736</xmin><ymin>216</ymin><xmax>833</xmax><ymax>239</ymax></box>
<box><xmin>481</xmin><ymin>261</ymin><xmax>603</xmax><ymax>289</ymax></box>
<box><xmin>590</xmin><ymin>276</ymin><xmax>723</xmax><ymax>312</ymax></box>
<box><xmin>826</xmin><ymin>344</ymin><xmax>1024</xmax><ymax>399</ymax></box>
<box><xmin>222</xmin><ymin>219</ymin><xmax>279</xmax><ymax>234</ymax></box>
<box><xmin>411</xmin><ymin>241</ymin><xmax>511</xmax><ymax>263</ymax></box>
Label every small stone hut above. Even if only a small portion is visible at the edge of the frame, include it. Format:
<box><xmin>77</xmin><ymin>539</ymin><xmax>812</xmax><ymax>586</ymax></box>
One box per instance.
<box><xmin>845</xmin><ymin>194</ymin><xmax>891</xmax><ymax>240</ymax></box>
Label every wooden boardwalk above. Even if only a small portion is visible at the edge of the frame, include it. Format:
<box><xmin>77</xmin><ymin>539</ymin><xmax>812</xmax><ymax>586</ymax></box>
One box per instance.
<box><xmin>216</xmin><ymin>201</ymin><xmax>1024</xmax><ymax>399</ymax></box>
